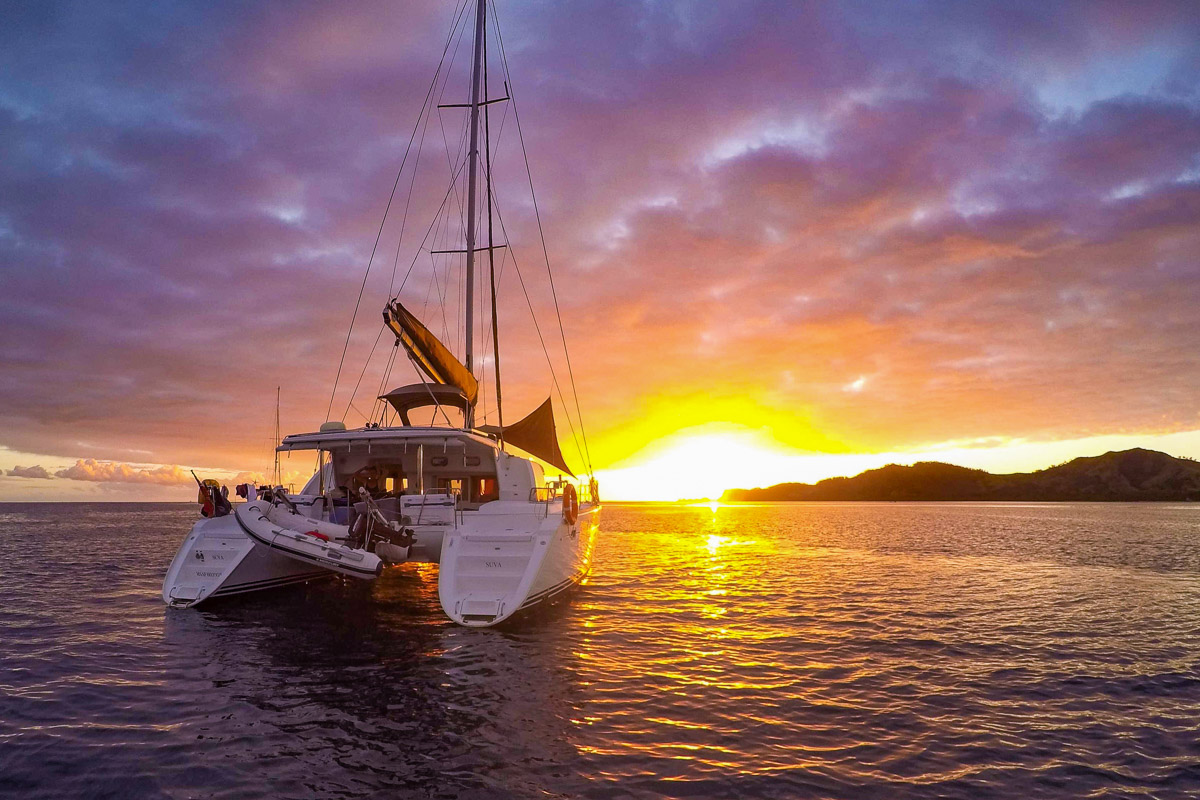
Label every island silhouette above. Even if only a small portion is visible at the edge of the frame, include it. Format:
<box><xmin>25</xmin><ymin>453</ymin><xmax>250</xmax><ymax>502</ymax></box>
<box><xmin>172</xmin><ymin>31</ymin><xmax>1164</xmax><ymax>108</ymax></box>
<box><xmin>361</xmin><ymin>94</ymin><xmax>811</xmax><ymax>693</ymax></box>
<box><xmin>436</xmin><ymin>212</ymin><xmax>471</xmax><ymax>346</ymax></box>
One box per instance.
<box><xmin>722</xmin><ymin>448</ymin><xmax>1200</xmax><ymax>502</ymax></box>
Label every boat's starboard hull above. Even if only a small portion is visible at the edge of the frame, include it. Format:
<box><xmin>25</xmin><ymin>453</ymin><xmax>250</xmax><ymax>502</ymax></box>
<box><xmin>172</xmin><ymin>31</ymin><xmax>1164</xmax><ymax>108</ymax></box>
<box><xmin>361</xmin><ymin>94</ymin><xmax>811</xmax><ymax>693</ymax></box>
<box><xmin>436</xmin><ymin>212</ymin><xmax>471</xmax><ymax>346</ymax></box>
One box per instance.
<box><xmin>438</xmin><ymin>501</ymin><xmax>599</xmax><ymax>626</ymax></box>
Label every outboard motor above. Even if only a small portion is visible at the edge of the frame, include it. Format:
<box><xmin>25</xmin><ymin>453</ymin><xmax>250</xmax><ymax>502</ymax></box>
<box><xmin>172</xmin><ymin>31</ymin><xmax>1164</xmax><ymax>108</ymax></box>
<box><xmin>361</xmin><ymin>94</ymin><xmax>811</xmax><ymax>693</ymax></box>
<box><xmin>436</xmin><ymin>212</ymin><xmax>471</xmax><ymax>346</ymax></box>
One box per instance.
<box><xmin>356</xmin><ymin>487</ymin><xmax>416</xmax><ymax>564</ymax></box>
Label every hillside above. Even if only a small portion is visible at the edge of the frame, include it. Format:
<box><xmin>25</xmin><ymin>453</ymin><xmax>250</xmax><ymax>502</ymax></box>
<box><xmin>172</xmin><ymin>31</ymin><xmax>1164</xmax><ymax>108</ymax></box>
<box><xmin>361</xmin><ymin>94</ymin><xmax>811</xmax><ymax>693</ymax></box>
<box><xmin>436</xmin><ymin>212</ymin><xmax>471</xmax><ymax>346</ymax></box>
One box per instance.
<box><xmin>721</xmin><ymin>449</ymin><xmax>1200</xmax><ymax>502</ymax></box>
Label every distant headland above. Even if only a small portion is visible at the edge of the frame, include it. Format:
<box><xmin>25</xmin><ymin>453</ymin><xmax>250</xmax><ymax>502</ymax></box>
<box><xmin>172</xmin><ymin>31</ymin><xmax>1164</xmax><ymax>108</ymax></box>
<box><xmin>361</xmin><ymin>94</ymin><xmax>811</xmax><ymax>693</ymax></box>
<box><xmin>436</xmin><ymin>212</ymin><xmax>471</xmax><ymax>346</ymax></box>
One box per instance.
<box><xmin>722</xmin><ymin>448</ymin><xmax>1200</xmax><ymax>502</ymax></box>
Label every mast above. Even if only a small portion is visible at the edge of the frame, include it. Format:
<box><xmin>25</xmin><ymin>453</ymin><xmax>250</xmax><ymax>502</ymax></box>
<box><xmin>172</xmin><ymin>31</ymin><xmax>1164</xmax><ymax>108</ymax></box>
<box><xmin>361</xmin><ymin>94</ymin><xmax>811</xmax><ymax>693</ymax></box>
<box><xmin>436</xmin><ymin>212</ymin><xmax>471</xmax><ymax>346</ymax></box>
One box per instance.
<box><xmin>483</xmin><ymin>11</ymin><xmax>504</xmax><ymax>446</ymax></box>
<box><xmin>463</xmin><ymin>0</ymin><xmax>486</xmax><ymax>430</ymax></box>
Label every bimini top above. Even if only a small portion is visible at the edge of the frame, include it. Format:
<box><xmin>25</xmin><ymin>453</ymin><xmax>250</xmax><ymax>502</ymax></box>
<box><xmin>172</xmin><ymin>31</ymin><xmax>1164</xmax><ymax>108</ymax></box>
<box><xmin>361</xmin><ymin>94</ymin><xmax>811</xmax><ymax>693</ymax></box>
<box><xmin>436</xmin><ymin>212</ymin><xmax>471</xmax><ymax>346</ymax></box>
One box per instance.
<box><xmin>278</xmin><ymin>426</ymin><xmax>495</xmax><ymax>453</ymax></box>
<box><xmin>380</xmin><ymin>383</ymin><xmax>469</xmax><ymax>426</ymax></box>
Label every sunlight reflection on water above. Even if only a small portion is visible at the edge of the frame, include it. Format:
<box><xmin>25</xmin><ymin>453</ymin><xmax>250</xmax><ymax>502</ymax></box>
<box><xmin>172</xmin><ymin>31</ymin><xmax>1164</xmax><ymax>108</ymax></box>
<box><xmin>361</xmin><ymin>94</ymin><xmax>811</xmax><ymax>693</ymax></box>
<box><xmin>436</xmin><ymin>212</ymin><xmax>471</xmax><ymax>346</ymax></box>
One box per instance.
<box><xmin>2</xmin><ymin>502</ymin><xmax>1200</xmax><ymax>798</ymax></box>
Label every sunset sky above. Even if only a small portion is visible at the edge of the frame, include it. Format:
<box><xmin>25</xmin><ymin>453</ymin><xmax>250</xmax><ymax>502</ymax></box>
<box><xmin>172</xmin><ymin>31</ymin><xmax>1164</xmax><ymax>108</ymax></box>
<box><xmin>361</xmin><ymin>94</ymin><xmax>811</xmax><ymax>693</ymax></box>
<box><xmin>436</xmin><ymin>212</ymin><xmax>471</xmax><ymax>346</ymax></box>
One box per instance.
<box><xmin>2</xmin><ymin>1</ymin><xmax>1199</xmax><ymax>501</ymax></box>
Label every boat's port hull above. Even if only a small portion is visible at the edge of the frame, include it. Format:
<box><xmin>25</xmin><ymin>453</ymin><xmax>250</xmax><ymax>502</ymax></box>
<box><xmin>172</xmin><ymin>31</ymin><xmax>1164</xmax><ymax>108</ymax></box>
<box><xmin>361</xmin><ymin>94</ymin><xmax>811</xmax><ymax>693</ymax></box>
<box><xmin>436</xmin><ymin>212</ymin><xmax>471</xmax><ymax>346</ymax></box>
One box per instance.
<box><xmin>162</xmin><ymin>515</ymin><xmax>332</xmax><ymax>608</ymax></box>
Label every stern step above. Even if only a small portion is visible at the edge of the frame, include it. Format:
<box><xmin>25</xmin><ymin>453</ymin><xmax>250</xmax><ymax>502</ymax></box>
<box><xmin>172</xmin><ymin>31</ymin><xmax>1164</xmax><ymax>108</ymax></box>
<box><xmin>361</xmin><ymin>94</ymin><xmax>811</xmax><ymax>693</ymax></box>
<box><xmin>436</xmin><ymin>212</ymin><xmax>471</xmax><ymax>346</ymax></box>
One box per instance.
<box><xmin>438</xmin><ymin>517</ymin><xmax>555</xmax><ymax>627</ymax></box>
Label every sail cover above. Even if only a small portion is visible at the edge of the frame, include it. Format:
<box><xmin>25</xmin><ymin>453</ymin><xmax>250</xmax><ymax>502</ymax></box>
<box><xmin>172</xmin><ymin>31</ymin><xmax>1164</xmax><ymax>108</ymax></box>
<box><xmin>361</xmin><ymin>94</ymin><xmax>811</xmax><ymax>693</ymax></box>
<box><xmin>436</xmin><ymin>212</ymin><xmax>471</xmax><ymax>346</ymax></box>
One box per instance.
<box><xmin>384</xmin><ymin>300</ymin><xmax>479</xmax><ymax>405</ymax></box>
<box><xmin>480</xmin><ymin>398</ymin><xmax>575</xmax><ymax>476</ymax></box>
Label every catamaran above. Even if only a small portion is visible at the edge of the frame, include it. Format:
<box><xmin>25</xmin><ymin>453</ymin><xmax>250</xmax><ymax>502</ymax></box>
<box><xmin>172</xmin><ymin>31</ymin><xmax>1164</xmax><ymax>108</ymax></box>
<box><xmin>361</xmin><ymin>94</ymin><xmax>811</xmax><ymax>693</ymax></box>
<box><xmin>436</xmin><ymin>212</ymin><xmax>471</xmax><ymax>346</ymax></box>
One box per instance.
<box><xmin>162</xmin><ymin>0</ymin><xmax>599</xmax><ymax>627</ymax></box>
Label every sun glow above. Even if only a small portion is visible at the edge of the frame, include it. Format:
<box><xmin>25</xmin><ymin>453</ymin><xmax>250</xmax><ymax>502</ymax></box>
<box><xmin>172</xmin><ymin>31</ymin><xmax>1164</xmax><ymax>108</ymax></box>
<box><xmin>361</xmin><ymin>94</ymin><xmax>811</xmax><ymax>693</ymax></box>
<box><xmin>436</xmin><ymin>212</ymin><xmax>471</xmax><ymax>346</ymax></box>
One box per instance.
<box><xmin>590</xmin><ymin>426</ymin><xmax>1200</xmax><ymax>502</ymax></box>
<box><xmin>596</xmin><ymin>424</ymin><xmax>819</xmax><ymax>501</ymax></box>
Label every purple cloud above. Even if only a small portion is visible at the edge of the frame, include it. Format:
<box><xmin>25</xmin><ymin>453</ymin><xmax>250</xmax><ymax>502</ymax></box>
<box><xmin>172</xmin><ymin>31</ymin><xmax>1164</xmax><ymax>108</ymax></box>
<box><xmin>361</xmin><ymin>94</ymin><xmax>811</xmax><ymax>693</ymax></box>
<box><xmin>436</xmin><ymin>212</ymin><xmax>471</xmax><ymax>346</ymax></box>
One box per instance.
<box><xmin>0</xmin><ymin>0</ymin><xmax>1198</xmax><ymax>475</ymax></box>
<box><xmin>7</xmin><ymin>465</ymin><xmax>52</xmax><ymax>479</ymax></box>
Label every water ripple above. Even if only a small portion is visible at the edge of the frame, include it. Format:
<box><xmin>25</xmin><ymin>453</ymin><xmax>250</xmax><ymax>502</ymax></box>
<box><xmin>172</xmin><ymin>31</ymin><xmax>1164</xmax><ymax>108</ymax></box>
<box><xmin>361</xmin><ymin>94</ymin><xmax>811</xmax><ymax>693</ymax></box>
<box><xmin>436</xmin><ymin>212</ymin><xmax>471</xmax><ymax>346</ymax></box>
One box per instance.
<box><xmin>2</xmin><ymin>501</ymin><xmax>1200</xmax><ymax>797</ymax></box>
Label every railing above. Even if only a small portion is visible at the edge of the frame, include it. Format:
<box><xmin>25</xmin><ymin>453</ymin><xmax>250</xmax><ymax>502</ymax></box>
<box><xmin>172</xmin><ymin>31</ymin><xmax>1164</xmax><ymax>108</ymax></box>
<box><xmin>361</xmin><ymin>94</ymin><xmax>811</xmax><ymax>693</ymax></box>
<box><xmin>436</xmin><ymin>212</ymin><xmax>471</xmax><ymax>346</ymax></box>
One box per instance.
<box><xmin>529</xmin><ymin>486</ymin><xmax>559</xmax><ymax>503</ymax></box>
<box><xmin>530</xmin><ymin>481</ymin><xmax>600</xmax><ymax>506</ymax></box>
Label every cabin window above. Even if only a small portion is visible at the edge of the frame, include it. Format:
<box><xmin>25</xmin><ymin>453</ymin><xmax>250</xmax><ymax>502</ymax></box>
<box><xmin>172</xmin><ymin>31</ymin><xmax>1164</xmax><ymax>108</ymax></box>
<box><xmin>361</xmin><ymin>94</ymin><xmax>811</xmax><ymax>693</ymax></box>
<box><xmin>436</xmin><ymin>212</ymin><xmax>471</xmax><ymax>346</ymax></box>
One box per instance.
<box><xmin>385</xmin><ymin>477</ymin><xmax>395</xmax><ymax>493</ymax></box>
<box><xmin>474</xmin><ymin>477</ymin><xmax>499</xmax><ymax>503</ymax></box>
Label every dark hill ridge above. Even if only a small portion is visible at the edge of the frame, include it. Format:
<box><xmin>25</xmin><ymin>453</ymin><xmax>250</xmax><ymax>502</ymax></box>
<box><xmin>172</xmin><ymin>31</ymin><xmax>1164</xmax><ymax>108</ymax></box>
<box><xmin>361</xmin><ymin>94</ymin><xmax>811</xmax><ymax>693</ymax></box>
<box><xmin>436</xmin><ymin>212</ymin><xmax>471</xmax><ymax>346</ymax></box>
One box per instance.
<box><xmin>721</xmin><ymin>449</ymin><xmax>1200</xmax><ymax>502</ymax></box>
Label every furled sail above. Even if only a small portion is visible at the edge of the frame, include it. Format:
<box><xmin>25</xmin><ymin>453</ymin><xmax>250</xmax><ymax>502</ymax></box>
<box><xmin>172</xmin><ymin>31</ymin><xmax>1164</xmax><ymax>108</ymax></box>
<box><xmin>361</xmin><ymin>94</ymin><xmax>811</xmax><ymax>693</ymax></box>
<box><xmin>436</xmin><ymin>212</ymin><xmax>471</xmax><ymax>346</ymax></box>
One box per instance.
<box><xmin>480</xmin><ymin>398</ymin><xmax>575</xmax><ymax>476</ymax></box>
<box><xmin>383</xmin><ymin>299</ymin><xmax>479</xmax><ymax>405</ymax></box>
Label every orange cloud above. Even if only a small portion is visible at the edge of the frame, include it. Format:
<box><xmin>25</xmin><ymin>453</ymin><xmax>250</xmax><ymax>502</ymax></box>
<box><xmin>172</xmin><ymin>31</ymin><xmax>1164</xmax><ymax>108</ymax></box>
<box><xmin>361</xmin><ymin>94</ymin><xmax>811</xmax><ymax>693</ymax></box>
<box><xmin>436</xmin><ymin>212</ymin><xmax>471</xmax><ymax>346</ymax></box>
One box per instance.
<box><xmin>54</xmin><ymin>459</ymin><xmax>193</xmax><ymax>486</ymax></box>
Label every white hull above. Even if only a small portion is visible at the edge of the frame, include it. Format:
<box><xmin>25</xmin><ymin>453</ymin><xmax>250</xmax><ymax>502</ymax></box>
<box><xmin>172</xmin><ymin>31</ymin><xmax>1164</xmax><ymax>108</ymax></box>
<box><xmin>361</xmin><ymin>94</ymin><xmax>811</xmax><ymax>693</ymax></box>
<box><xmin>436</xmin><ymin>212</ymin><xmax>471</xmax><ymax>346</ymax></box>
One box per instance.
<box><xmin>164</xmin><ymin>500</ymin><xmax>597</xmax><ymax>625</ymax></box>
<box><xmin>438</xmin><ymin>502</ymin><xmax>599</xmax><ymax>626</ymax></box>
<box><xmin>162</xmin><ymin>515</ymin><xmax>331</xmax><ymax>608</ymax></box>
<box><xmin>520</xmin><ymin>504</ymin><xmax>599</xmax><ymax>609</ymax></box>
<box><xmin>165</xmin><ymin>431</ymin><xmax>600</xmax><ymax>626</ymax></box>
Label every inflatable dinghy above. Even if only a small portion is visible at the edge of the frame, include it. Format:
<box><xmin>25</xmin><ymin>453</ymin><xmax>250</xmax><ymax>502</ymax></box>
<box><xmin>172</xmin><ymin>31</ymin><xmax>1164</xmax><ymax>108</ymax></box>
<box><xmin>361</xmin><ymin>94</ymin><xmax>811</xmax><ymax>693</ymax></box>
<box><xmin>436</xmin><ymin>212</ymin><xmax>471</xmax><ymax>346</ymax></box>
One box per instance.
<box><xmin>235</xmin><ymin>499</ymin><xmax>382</xmax><ymax>579</ymax></box>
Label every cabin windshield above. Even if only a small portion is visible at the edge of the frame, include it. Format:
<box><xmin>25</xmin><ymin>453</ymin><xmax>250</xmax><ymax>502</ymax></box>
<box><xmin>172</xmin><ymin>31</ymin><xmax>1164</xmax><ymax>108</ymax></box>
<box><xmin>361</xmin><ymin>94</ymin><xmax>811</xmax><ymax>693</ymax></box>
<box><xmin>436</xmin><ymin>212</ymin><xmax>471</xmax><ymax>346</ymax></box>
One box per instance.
<box><xmin>313</xmin><ymin>436</ymin><xmax>500</xmax><ymax>519</ymax></box>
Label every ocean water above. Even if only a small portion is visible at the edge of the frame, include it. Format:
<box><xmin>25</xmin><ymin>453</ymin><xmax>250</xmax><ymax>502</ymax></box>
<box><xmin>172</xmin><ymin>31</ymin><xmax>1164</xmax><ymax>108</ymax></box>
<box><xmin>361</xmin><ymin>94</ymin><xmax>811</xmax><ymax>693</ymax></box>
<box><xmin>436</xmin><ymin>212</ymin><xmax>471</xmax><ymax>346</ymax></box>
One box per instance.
<box><xmin>2</xmin><ymin>502</ymin><xmax>1200</xmax><ymax>799</ymax></box>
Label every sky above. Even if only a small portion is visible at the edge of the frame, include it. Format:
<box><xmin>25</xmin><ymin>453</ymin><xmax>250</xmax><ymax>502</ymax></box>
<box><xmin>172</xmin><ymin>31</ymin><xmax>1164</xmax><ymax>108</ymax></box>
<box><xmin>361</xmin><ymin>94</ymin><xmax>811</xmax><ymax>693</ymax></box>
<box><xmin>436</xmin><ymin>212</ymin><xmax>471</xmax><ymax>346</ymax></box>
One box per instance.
<box><xmin>1</xmin><ymin>0</ymin><xmax>1199</xmax><ymax>501</ymax></box>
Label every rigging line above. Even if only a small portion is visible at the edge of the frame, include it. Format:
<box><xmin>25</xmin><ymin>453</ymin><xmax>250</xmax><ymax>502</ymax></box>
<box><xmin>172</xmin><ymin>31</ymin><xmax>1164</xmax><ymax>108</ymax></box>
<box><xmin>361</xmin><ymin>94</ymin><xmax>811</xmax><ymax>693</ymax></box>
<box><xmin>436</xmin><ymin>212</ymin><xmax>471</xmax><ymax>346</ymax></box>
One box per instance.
<box><xmin>421</xmin><ymin>153</ymin><xmax>457</xmax><ymax>321</ymax></box>
<box><xmin>474</xmin><ymin>98</ymin><xmax>511</xmax><ymax>369</ymax></box>
<box><xmin>340</xmin><ymin>323</ymin><xmax>387</xmax><ymax>422</ymax></box>
<box><xmin>369</xmin><ymin>345</ymin><xmax>393</xmax><ymax>422</ymax></box>
<box><xmin>360</xmin><ymin>0</ymin><xmax>474</xmax><ymax>427</ymax></box>
<box><xmin>431</xmin><ymin>248</ymin><xmax>454</xmax><ymax>345</ymax></box>
<box><xmin>345</xmin><ymin>399</ymin><xmax>372</xmax><ymax>423</ymax></box>
<box><xmin>387</xmin><ymin>0</ymin><xmax>472</xmax><ymax>298</ymax></box>
<box><xmin>436</xmin><ymin>60</ymin><xmax>473</xmax><ymax>211</ymax></box>
<box><xmin>350</xmin><ymin>77</ymin><xmax>447</xmax><ymax>426</ymax></box>
<box><xmin>431</xmin><ymin>4</ymin><xmax>474</xmax><ymax>350</ymax></box>
<box><xmin>393</xmin><ymin>12</ymin><xmax>474</xmax><ymax>296</ymax></box>
<box><xmin>341</xmin><ymin>3</ymin><xmax>473</xmax><ymax>426</ymax></box>
<box><xmin>489</xmin><ymin>190</ymin><xmax>588</xmax><ymax>472</ymax></box>
<box><xmin>395</xmin><ymin>155</ymin><xmax>468</xmax><ymax>295</ymax></box>
<box><xmin>492</xmin><ymin>9</ymin><xmax>593</xmax><ymax>473</ymax></box>
<box><xmin>386</xmin><ymin>78</ymin><xmax>434</xmax><ymax>298</ymax></box>
<box><xmin>435</xmin><ymin>112</ymin><xmax>470</xmax><ymax>267</ymax></box>
<box><xmin>433</xmin><ymin>106</ymin><xmax>472</xmax><ymax>353</ymax></box>
<box><xmin>371</xmin><ymin>341</ymin><xmax>401</xmax><ymax>421</ymax></box>
<box><xmin>326</xmin><ymin>0</ymin><xmax>470</xmax><ymax>421</ymax></box>
<box><xmin>479</xmin><ymin>244</ymin><xmax>511</xmax><ymax>368</ymax></box>
<box><xmin>434</xmin><ymin>10</ymin><xmax>474</xmax><ymax>256</ymax></box>
<box><xmin>421</xmin><ymin>204</ymin><xmax>447</xmax><ymax>318</ymax></box>
<box><xmin>422</xmin><ymin>189</ymin><xmax>449</xmax><ymax>332</ymax></box>
<box><xmin>404</xmin><ymin>351</ymin><xmax>456</xmax><ymax>428</ymax></box>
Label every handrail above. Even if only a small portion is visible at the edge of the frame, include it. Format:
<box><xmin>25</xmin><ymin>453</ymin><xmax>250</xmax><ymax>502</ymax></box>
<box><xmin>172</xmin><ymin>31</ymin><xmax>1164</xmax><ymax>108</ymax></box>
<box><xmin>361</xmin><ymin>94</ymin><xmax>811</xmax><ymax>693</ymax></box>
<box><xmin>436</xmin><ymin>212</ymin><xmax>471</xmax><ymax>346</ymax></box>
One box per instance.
<box><xmin>529</xmin><ymin>486</ymin><xmax>558</xmax><ymax>503</ymax></box>
<box><xmin>529</xmin><ymin>482</ymin><xmax>600</xmax><ymax>505</ymax></box>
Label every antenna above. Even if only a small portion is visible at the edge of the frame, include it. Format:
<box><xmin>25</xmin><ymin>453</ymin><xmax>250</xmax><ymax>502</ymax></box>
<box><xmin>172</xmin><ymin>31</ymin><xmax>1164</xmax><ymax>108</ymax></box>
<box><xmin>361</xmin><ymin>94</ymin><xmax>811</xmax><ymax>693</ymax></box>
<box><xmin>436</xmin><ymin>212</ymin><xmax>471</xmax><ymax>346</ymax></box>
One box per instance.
<box><xmin>273</xmin><ymin>385</ymin><xmax>281</xmax><ymax>487</ymax></box>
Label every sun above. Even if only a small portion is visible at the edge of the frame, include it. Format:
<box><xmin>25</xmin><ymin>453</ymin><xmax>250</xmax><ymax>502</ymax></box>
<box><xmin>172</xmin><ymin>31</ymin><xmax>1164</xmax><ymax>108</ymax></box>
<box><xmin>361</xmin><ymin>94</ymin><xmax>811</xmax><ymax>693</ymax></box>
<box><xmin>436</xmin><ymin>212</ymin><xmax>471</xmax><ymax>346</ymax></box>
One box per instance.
<box><xmin>596</xmin><ymin>424</ymin><xmax>815</xmax><ymax>501</ymax></box>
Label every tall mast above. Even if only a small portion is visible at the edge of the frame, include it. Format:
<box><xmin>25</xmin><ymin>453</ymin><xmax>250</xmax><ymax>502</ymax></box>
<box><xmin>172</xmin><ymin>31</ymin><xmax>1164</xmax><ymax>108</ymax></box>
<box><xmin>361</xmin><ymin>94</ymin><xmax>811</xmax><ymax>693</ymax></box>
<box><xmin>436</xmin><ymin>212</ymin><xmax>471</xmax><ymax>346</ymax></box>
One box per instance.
<box><xmin>483</xmin><ymin>10</ymin><xmax>504</xmax><ymax>445</ymax></box>
<box><xmin>463</xmin><ymin>0</ymin><xmax>486</xmax><ymax>429</ymax></box>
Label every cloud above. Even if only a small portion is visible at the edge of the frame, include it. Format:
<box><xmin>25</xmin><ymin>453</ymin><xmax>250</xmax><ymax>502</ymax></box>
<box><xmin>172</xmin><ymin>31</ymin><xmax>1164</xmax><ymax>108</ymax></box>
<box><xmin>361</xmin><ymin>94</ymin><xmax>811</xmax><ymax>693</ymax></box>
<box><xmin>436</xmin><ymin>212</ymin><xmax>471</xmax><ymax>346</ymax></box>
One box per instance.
<box><xmin>54</xmin><ymin>459</ymin><xmax>193</xmax><ymax>485</ymax></box>
<box><xmin>7</xmin><ymin>465</ymin><xmax>51</xmax><ymax>479</ymax></box>
<box><xmin>0</xmin><ymin>0</ymin><xmax>1198</xmax><ymax>480</ymax></box>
